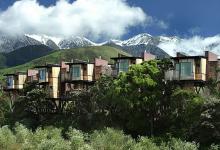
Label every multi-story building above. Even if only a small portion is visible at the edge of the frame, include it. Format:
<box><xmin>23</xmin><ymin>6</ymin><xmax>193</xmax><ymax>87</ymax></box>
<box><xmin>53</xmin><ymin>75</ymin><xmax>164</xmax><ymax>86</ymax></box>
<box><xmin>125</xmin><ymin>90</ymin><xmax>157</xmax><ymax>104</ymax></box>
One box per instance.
<box><xmin>111</xmin><ymin>51</ymin><xmax>156</xmax><ymax>76</ymax></box>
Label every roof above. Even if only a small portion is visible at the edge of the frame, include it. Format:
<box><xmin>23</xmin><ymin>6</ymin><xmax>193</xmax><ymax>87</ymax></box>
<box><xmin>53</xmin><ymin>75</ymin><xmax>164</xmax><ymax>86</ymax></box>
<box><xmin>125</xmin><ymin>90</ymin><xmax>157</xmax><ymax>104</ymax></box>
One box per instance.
<box><xmin>171</xmin><ymin>56</ymin><xmax>206</xmax><ymax>60</ymax></box>
<box><xmin>34</xmin><ymin>64</ymin><xmax>61</xmax><ymax>68</ymax></box>
<box><xmin>111</xmin><ymin>56</ymin><xmax>143</xmax><ymax>60</ymax></box>
<box><xmin>65</xmin><ymin>62</ymin><xmax>94</xmax><ymax>65</ymax></box>
<box><xmin>4</xmin><ymin>72</ymin><xmax>26</xmax><ymax>76</ymax></box>
<box><xmin>62</xmin><ymin>80</ymin><xmax>95</xmax><ymax>84</ymax></box>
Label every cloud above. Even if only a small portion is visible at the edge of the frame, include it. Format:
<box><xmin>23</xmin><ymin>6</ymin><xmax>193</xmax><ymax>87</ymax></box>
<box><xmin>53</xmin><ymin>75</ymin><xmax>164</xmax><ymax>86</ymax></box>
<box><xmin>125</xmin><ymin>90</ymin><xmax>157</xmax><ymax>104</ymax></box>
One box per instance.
<box><xmin>158</xmin><ymin>35</ymin><xmax>220</xmax><ymax>56</ymax></box>
<box><xmin>0</xmin><ymin>0</ymin><xmax>149</xmax><ymax>39</ymax></box>
<box><xmin>188</xmin><ymin>27</ymin><xmax>201</xmax><ymax>35</ymax></box>
<box><xmin>156</xmin><ymin>20</ymin><xmax>169</xmax><ymax>29</ymax></box>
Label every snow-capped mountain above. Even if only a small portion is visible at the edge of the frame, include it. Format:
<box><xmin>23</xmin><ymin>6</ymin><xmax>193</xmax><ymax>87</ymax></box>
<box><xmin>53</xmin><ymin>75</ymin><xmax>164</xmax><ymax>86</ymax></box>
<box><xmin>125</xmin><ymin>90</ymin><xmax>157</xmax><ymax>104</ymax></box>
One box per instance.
<box><xmin>58</xmin><ymin>36</ymin><xmax>96</xmax><ymax>49</ymax></box>
<box><xmin>121</xmin><ymin>33</ymin><xmax>155</xmax><ymax>46</ymax></box>
<box><xmin>2</xmin><ymin>33</ymin><xmax>220</xmax><ymax>59</ymax></box>
<box><xmin>0</xmin><ymin>35</ymin><xmax>42</xmax><ymax>53</ymax></box>
<box><xmin>102</xmin><ymin>34</ymin><xmax>170</xmax><ymax>58</ymax></box>
<box><xmin>26</xmin><ymin>34</ymin><xmax>60</xmax><ymax>50</ymax></box>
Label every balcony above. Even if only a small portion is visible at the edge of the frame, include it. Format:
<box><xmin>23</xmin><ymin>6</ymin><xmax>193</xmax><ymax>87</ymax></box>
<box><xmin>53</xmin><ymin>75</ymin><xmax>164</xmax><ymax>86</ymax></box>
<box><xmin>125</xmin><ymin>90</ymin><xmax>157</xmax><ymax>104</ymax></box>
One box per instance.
<box><xmin>195</xmin><ymin>73</ymin><xmax>206</xmax><ymax>81</ymax></box>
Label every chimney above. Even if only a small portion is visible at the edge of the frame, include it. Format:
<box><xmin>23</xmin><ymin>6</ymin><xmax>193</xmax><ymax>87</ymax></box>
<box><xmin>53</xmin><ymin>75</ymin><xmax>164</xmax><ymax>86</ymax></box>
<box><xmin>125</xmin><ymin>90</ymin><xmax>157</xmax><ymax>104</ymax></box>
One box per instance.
<box><xmin>143</xmin><ymin>50</ymin><xmax>156</xmax><ymax>61</ymax></box>
<box><xmin>176</xmin><ymin>52</ymin><xmax>187</xmax><ymax>57</ymax></box>
<box><xmin>205</xmin><ymin>51</ymin><xmax>218</xmax><ymax>61</ymax></box>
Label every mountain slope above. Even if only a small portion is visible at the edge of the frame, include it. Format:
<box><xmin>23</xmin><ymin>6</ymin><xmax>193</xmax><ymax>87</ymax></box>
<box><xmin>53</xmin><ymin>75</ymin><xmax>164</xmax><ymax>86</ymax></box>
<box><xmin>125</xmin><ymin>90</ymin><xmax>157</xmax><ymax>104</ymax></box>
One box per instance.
<box><xmin>58</xmin><ymin>36</ymin><xmax>95</xmax><ymax>49</ymax></box>
<box><xmin>4</xmin><ymin>45</ymin><xmax>53</xmax><ymax>67</ymax></box>
<box><xmin>0</xmin><ymin>35</ymin><xmax>42</xmax><ymax>53</ymax></box>
<box><xmin>103</xmin><ymin>34</ymin><xmax>170</xmax><ymax>58</ymax></box>
<box><xmin>0</xmin><ymin>53</ymin><xmax>6</xmax><ymax>69</ymax></box>
<box><xmin>0</xmin><ymin>46</ymin><xmax>130</xmax><ymax>79</ymax></box>
<box><xmin>26</xmin><ymin>34</ymin><xmax>60</xmax><ymax>50</ymax></box>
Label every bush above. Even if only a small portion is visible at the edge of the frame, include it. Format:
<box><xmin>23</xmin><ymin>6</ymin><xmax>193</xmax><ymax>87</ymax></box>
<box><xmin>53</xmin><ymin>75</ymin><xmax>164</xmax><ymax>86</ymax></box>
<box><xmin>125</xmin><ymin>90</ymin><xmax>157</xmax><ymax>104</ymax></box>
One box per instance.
<box><xmin>90</xmin><ymin>128</ymin><xmax>135</xmax><ymax>150</ymax></box>
<box><xmin>0</xmin><ymin>126</ymin><xmax>17</xmax><ymax>149</ymax></box>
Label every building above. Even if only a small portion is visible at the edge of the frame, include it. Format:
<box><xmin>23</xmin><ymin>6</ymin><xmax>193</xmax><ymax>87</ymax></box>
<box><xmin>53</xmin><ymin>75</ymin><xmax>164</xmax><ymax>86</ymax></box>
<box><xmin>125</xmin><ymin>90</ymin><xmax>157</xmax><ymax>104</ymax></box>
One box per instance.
<box><xmin>4</xmin><ymin>72</ymin><xmax>27</xmax><ymax>91</ymax></box>
<box><xmin>35</xmin><ymin>64</ymin><xmax>61</xmax><ymax>99</ymax></box>
<box><xmin>165</xmin><ymin>51</ymin><xmax>220</xmax><ymax>92</ymax></box>
<box><xmin>61</xmin><ymin>58</ymin><xmax>110</xmax><ymax>95</ymax></box>
<box><xmin>3</xmin><ymin>72</ymin><xmax>27</xmax><ymax>100</ymax></box>
<box><xmin>27</xmin><ymin>69</ymin><xmax>39</xmax><ymax>83</ymax></box>
<box><xmin>111</xmin><ymin>51</ymin><xmax>156</xmax><ymax>76</ymax></box>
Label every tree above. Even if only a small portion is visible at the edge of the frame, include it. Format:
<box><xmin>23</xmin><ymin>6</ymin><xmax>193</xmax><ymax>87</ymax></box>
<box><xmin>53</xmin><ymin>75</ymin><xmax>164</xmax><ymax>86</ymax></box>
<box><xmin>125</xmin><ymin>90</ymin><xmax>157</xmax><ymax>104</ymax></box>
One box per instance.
<box><xmin>191</xmin><ymin>97</ymin><xmax>220</xmax><ymax>146</ymax></box>
<box><xmin>170</xmin><ymin>88</ymin><xmax>204</xmax><ymax>138</ymax></box>
<box><xmin>113</xmin><ymin>59</ymin><xmax>174</xmax><ymax>136</ymax></box>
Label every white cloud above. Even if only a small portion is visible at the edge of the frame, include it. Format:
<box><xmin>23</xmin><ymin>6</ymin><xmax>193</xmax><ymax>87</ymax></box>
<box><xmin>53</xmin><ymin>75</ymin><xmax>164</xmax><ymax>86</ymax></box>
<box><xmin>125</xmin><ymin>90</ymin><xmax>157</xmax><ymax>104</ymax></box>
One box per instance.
<box><xmin>158</xmin><ymin>35</ymin><xmax>220</xmax><ymax>56</ymax></box>
<box><xmin>0</xmin><ymin>0</ymin><xmax>149</xmax><ymax>40</ymax></box>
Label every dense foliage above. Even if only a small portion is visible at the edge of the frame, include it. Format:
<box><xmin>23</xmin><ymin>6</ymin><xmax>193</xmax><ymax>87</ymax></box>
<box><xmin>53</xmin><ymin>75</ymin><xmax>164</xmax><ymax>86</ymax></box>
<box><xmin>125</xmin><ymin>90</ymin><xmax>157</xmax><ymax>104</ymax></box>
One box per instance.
<box><xmin>0</xmin><ymin>124</ymin><xmax>214</xmax><ymax>150</ymax></box>
<box><xmin>0</xmin><ymin>59</ymin><xmax>219</xmax><ymax>149</ymax></box>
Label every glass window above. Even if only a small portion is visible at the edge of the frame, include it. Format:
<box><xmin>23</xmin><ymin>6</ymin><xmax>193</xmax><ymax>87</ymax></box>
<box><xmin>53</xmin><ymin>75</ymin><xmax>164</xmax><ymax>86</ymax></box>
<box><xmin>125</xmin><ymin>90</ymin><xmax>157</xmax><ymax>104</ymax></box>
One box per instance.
<box><xmin>7</xmin><ymin>76</ymin><xmax>13</xmax><ymax>87</ymax></box>
<box><xmin>180</xmin><ymin>62</ymin><xmax>192</xmax><ymax>77</ymax></box>
<box><xmin>119</xmin><ymin>59</ymin><xmax>129</xmax><ymax>72</ymax></box>
<box><xmin>72</xmin><ymin>66</ymin><xmax>81</xmax><ymax>78</ymax></box>
<box><xmin>175</xmin><ymin>63</ymin><xmax>179</xmax><ymax>71</ymax></box>
<box><xmin>39</xmin><ymin>68</ymin><xmax>46</xmax><ymax>81</ymax></box>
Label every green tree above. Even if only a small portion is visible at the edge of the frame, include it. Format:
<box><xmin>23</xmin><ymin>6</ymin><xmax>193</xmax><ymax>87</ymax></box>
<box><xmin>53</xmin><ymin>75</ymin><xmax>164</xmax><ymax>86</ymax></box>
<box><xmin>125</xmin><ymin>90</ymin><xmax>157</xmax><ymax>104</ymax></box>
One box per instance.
<box><xmin>113</xmin><ymin>59</ymin><xmax>174</xmax><ymax>136</ymax></box>
<box><xmin>191</xmin><ymin>97</ymin><xmax>220</xmax><ymax>146</ymax></box>
<box><xmin>170</xmin><ymin>89</ymin><xmax>204</xmax><ymax>138</ymax></box>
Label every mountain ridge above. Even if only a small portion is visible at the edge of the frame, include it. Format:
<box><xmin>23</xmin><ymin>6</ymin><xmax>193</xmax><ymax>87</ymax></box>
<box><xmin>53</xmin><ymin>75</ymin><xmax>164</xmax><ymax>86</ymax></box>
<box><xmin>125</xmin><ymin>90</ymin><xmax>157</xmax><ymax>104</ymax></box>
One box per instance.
<box><xmin>2</xmin><ymin>33</ymin><xmax>220</xmax><ymax>58</ymax></box>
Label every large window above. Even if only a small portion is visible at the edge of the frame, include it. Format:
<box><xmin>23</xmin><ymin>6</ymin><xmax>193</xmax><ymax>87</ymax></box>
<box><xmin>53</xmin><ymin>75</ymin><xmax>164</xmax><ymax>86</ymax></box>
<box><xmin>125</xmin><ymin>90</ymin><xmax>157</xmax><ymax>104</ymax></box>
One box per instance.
<box><xmin>180</xmin><ymin>62</ymin><xmax>192</xmax><ymax>77</ymax></box>
<box><xmin>119</xmin><ymin>59</ymin><xmax>129</xmax><ymax>72</ymax></box>
<box><xmin>39</xmin><ymin>68</ymin><xmax>46</xmax><ymax>81</ymax></box>
<box><xmin>72</xmin><ymin>66</ymin><xmax>81</xmax><ymax>79</ymax></box>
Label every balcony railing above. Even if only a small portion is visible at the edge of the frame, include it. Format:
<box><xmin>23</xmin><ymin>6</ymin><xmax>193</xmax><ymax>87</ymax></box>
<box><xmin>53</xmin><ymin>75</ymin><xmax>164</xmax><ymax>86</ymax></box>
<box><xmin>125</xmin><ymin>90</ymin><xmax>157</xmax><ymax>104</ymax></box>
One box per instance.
<box><xmin>61</xmin><ymin>72</ymin><xmax>94</xmax><ymax>82</ymax></box>
<box><xmin>165</xmin><ymin>70</ymin><xmax>206</xmax><ymax>81</ymax></box>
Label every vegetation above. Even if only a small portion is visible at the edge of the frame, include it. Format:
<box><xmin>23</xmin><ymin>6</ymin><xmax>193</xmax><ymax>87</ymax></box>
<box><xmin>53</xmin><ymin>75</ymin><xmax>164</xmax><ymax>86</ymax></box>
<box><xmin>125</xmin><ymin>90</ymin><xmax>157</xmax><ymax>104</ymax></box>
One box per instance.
<box><xmin>0</xmin><ymin>124</ymin><xmax>205</xmax><ymax>150</ymax></box>
<box><xmin>0</xmin><ymin>59</ymin><xmax>219</xmax><ymax>149</ymax></box>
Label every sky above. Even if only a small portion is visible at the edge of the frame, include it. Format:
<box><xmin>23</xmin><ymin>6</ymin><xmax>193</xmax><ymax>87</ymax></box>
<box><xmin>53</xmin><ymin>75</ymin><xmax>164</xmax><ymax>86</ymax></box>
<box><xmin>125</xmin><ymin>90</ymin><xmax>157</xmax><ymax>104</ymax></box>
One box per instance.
<box><xmin>0</xmin><ymin>0</ymin><xmax>220</xmax><ymax>41</ymax></box>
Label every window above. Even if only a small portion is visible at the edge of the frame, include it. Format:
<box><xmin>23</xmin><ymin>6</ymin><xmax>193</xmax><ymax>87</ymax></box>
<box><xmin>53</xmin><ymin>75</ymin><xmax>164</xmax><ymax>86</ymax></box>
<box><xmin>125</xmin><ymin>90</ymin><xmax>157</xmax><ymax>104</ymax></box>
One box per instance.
<box><xmin>7</xmin><ymin>76</ymin><xmax>13</xmax><ymax>87</ymax></box>
<box><xmin>39</xmin><ymin>68</ymin><xmax>46</xmax><ymax>81</ymax></box>
<box><xmin>119</xmin><ymin>59</ymin><xmax>129</xmax><ymax>72</ymax></box>
<box><xmin>72</xmin><ymin>66</ymin><xmax>81</xmax><ymax>78</ymax></box>
<box><xmin>180</xmin><ymin>62</ymin><xmax>192</xmax><ymax>77</ymax></box>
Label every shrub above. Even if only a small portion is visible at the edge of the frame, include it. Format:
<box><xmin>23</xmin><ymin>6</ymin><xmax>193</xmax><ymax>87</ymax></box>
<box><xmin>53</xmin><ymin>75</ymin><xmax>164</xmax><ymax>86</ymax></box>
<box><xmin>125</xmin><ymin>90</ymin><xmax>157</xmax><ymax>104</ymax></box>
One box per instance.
<box><xmin>90</xmin><ymin>128</ymin><xmax>135</xmax><ymax>150</ymax></box>
<box><xmin>0</xmin><ymin>126</ymin><xmax>17</xmax><ymax>149</ymax></box>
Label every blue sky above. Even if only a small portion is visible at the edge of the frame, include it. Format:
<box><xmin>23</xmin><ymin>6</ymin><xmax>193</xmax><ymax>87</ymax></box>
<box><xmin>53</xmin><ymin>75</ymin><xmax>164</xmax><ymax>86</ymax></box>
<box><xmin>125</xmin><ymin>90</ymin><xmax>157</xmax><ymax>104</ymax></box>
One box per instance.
<box><xmin>0</xmin><ymin>0</ymin><xmax>220</xmax><ymax>40</ymax></box>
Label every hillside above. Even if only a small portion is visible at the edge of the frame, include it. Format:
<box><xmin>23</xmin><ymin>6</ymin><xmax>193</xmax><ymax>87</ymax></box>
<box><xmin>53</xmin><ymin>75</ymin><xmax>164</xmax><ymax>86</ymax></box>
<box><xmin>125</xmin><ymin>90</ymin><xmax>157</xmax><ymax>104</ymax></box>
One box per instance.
<box><xmin>0</xmin><ymin>46</ymin><xmax>130</xmax><ymax>80</ymax></box>
<box><xmin>0</xmin><ymin>53</ymin><xmax>6</xmax><ymax>69</ymax></box>
<box><xmin>4</xmin><ymin>45</ymin><xmax>53</xmax><ymax>67</ymax></box>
